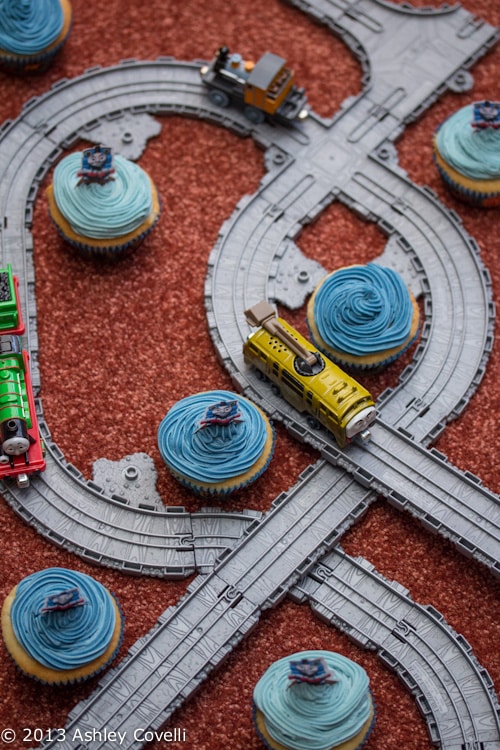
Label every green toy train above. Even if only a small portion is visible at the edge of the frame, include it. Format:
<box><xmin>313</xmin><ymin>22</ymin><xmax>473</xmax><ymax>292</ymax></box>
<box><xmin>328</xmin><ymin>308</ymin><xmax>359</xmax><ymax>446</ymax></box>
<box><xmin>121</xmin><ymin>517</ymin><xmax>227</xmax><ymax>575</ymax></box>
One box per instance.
<box><xmin>0</xmin><ymin>265</ymin><xmax>45</xmax><ymax>486</ymax></box>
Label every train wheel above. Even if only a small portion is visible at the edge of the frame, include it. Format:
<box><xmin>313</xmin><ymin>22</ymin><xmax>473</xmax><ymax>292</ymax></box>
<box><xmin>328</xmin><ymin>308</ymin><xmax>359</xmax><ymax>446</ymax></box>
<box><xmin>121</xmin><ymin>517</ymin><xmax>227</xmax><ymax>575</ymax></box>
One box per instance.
<box><xmin>244</xmin><ymin>106</ymin><xmax>265</xmax><ymax>124</ymax></box>
<box><xmin>306</xmin><ymin>415</ymin><xmax>321</xmax><ymax>431</ymax></box>
<box><xmin>209</xmin><ymin>90</ymin><xmax>230</xmax><ymax>108</ymax></box>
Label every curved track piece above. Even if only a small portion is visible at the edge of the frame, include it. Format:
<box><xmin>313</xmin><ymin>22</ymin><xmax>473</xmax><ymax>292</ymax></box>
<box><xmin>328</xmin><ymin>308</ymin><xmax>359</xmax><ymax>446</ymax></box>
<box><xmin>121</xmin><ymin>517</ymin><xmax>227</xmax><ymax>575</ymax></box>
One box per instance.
<box><xmin>291</xmin><ymin>548</ymin><xmax>500</xmax><ymax>750</ymax></box>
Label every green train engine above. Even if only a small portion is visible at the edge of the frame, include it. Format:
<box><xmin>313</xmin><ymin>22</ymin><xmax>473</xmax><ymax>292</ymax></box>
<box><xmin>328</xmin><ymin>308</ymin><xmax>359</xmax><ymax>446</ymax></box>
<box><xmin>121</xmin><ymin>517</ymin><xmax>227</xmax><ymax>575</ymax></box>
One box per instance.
<box><xmin>243</xmin><ymin>301</ymin><xmax>376</xmax><ymax>448</ymax></box>
<box><xmin>0</xmin><ymin>263</ymin><xmax>25</xmax><ymax>334</ymax></box>
<box><xmin>0</xmin><ymin>266</ymin><xmax>45</xmax><ymax>487</ymax></box>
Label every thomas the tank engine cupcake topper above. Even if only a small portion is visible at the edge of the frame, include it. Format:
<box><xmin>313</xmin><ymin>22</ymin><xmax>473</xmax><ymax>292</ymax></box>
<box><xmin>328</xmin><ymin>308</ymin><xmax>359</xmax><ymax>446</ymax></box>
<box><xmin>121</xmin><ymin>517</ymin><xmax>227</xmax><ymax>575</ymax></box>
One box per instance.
<box><xmin>471</xmin><ymin>100</ymin><xmax>500</xmax><ymax>129</ymax></box>
<box><xmin>39</xmin><ymin>587</ymin><xmax>85</xmax><ymax>615</ymax></box>
<box><xmin>288</xmin><ymin>657</ymin><xmax>337</xmax><ymax>686</ymax></box>
<box><xmin>76</xmin><ymin>145</ymin><xmax>115</xmax><ymax>186</ymax></box>
<box><xmin>197</xmin><ymin>399</ymin><xmax>242</xmax><ymax>430</ymax></box>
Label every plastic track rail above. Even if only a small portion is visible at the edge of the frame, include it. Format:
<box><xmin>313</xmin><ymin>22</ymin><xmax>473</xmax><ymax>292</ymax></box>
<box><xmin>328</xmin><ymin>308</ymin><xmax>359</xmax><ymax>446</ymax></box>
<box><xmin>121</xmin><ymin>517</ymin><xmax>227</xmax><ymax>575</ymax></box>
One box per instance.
<box><xmin>291</xmin><ymin>548</ymin><xmax>500</xmax><ymax>750</ymax></box>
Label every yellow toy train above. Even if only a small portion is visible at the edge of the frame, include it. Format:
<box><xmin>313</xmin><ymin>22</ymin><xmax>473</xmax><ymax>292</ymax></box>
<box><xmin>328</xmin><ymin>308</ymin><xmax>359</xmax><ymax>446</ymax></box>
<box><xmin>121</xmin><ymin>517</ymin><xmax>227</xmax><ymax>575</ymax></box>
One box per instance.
<box><xmin>243</xmin><ymin>301</ymin><xmax>376</xmax><ymax>448</ymax></box>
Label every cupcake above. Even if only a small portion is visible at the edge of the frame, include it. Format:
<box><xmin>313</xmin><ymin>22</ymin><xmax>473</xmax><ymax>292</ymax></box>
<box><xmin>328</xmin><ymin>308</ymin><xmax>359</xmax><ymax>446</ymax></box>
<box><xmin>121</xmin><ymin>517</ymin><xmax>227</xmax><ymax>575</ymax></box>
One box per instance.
<box><xmin>46</xmin><ymin>146</ymin><xmax>161</xmax><ymax>258</ymax></box>
<box><xmin>1</xmin><ymin>567</ymin><xmax>123</xmax><ymax>684</ymax></box>
<box><xmin>253</xmin><ymin>650</ymin><xmax>376</xmax><ymax>750</ymax></box>
<box><xmin>433</xmin><ymin>100</ymin><xmax>500</xmax><ymax>207</ymax></box>
<box><xmin>307</xmin><ymin>263</ymin><xmax>419</xmax><ymax>369</ymax></box>
<box><xmin>157</xmin><ymin>390</ymin><xmax>275</xmax><ymax>496</ymax></box>
<box><xmin>0</xmin><ymin>0</ymin><xmax>72</xmax><ymax>73</ymax></box>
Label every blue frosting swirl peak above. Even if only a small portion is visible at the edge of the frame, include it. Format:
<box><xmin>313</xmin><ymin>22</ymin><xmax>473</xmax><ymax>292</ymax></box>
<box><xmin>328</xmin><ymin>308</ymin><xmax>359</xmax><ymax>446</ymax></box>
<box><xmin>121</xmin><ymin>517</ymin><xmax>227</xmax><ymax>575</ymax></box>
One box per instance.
<box><xmin>10</xmin><ymin>568</ymin><xmax>117</xmax><ymax>670</ymax></box>
<box><xmin>0</xmin><ymin>0</ymin><xmax>64</xmax><ymax>55</ymax></box>
<box><xmin>312</xmin><ymin>263</ymin><xmax>414</xmax><ymax>356</ymax></box>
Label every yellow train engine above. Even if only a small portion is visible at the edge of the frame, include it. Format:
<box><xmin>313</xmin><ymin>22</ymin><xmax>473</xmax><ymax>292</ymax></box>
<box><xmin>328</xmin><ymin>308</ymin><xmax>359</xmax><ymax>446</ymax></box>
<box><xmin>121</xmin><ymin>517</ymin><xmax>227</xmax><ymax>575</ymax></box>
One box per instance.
<box><xmin>243</xmin><ymin>301</ymin><xmax>376</xmax><ymax>448</ymax></box>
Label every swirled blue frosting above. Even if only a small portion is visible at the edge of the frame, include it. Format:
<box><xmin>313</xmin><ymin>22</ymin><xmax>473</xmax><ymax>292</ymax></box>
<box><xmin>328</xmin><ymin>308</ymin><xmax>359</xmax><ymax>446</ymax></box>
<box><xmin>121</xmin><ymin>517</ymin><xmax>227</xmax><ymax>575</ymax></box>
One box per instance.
<box><xmin>158</xmin><ymin>390</ymin><xmax>270</xmax><ymax>485</ymax></box>
<box><xmin>10</xmin><ymin>568</ymin><xmax>117</xmax><ymax>670</ymax></box>
<box><xmin>311</xmin><ymin>263</ymin><xmax>414</xmax><ymax>356</ymax></box>
<box><xmin>254</xmin><ymin>650</ymin><xmax>372</xmax><ymax>750</ymax></box>
<box><xmin>0</xmin><ymin>0</ymin><xmax>64</xmax><ymax>55</ymax></box>
<box><xmin>436</xmin><ymin>104</ymin><xmax>500</xmax><ymax>180</ymax></box>
<box><xmin>53</xmin><ymin>152</ymin><xmax>153</xmax><ymax>239</ymax></box>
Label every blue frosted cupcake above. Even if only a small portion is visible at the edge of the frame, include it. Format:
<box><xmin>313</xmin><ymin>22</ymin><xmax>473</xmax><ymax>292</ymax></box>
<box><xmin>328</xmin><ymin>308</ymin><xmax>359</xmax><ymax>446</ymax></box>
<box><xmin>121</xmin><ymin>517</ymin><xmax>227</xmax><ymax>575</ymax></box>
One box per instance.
<box><xmin>307</xmin><ymin>263</ymin><xmax>419</xmax><ymax>369</ymax></box>
<box><xmin>433</xmin><ymin>100</ymin><xmax>500</xmax><ymax>207</ymax></box>
<box><xmin>0</xmin><ymin>0</ymin><xmax>72</xmax><ymax>73</ymax></box>
<box><xmin>253</xmin><ymin>650</ymin><xmax>375</xmax><ymax>750</ymax></box>
<box><xmin>158</xmin><ymin>390</ymin><xmax>275</xmax><ymax>496</ymax></box>
<box><xmin>1</xmin><ymin>568</ymin><xmax>123</xmax><ymax>684</ymax></box>
<box><xmin>47</xmin><ymin>148</ymin><xmax>161</xmax><ymax>259</ymax></box>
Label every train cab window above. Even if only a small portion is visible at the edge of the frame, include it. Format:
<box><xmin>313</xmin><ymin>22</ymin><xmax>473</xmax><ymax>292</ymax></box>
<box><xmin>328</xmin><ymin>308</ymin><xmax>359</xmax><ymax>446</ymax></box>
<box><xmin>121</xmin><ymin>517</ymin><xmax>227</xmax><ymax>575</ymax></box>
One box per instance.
<box><xmin>267</xmin><ymin>69</ymin><xmax>289</xmax><ymax>99</ymax></box>
<box><xmin>247</xmin><ymin>341</ymin><xmax>267</xmax><ymax>363</ymax></box>
<box><xmin>281</xmin><ymin>370</ymin><xmax>304</xmax><ymax>396</ymax></box>
<box><xmin>320</xmin><ymin>403</ymin><xmax>338</xmax><ymax>426</ymax></box>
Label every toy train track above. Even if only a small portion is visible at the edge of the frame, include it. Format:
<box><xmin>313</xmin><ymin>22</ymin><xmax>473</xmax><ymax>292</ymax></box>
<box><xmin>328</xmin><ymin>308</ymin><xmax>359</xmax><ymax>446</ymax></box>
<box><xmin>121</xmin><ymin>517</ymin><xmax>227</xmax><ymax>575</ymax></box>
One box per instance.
<box><xmin>0</xmin><ymin>0</ymin><xmax>497</xmax><ymax>748</ymax></box>
<box><xmin>291</xmin><ymin>548</ymin><xmax>500</xmax><ymax>750</ymax></box>
<box><xmin>342</xmin><ymin>161</ymin><xmax>494</xmax><ymax>444</ymax></box>
<box><xmin>7</xmin><ymin>438</ymin><xmax>263</xmax><ymax>576</ymax></box>
<box><xmin>38</xmin><ymin>460</ymin><xmax>373</xmax><ymax>750</ymax></box>
<box><xmin>37</xmin><ymin>461</ymin><xmax>499</xmax><ymax>750</ymax></box>
<box><xmin>206</xmin><ymin>131</ymin><xmax>494</xmax><ymax>446</ymax></box>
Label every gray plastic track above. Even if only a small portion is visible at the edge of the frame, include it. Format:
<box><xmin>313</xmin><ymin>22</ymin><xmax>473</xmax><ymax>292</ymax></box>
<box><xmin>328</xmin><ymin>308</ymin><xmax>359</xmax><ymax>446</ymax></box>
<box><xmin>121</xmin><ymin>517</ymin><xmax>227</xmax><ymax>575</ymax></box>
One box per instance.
<box><xmin>0</xmin><ymin>8</ymin><xmax>495</xmax><ymax>580</ymax></box>
<box><xmin>38</xmin><ymin>460</ymin><xmax>376</xmax><ymax>750</ymax></box>
<box><xmin>291</xmin><ymin>549</ymin><xmax>500</xmax><ymax>750</ymax></box>
<box><xmin>0</xmin><ymin>0</ymin><xmax>496</xmax><ymax>748</ymax></box>
<box><xmin>36</xmin><ymin>459</ymin><xmax>500</xmax><ymax>750</ymax></box>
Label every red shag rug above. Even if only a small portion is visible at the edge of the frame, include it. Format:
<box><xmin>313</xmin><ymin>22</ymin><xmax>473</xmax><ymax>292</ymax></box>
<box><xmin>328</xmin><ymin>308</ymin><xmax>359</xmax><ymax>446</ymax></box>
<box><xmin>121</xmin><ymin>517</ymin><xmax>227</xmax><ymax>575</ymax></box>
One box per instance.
<box><xmin>0</xmin><ymin>1</ymin><xmax>498</xmax><ymax>749</ymax></box>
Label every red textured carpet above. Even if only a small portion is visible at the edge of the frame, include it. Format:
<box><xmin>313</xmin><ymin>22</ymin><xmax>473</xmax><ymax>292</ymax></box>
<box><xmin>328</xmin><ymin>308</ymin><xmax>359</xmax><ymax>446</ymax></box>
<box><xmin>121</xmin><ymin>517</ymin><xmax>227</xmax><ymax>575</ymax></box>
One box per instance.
<box><xmin>0</xmin><ymin>1</ymin><xmax>499</xmax><ymax>749</ymax></box>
